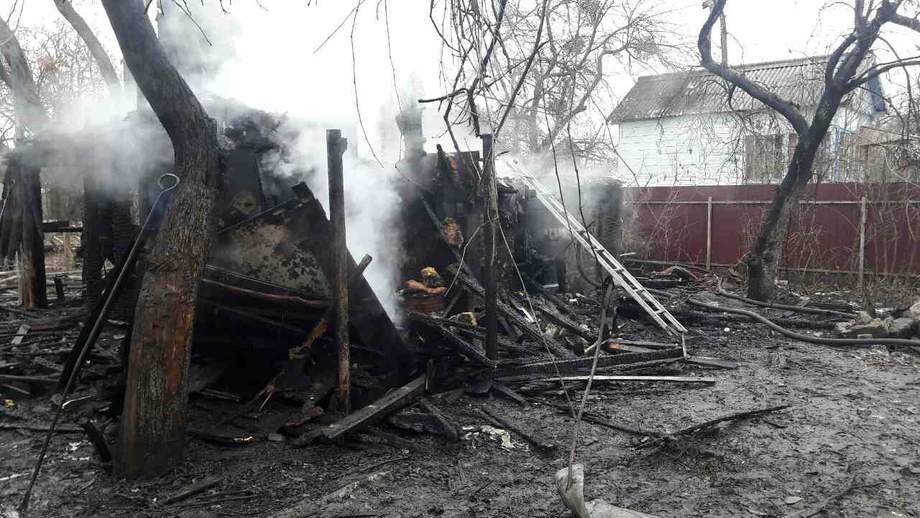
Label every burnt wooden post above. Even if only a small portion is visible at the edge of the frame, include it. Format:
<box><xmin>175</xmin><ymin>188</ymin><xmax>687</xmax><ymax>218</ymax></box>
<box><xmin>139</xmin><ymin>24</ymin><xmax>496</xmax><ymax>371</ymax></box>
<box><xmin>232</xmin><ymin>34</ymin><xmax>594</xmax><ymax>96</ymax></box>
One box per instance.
<box><xmin>327</xmin><ymin>129</ymin><xmax>351</xmax><ymax>412</ymax></box>
<box><xmin>481</xmin><ymin>134</ymin><xmax>498</xmax><ymax>361</ymax></box>
<box><xmin>10</xmin><ymin>160</ymin><xmax>47</xmax><ymax>309</ymax></box>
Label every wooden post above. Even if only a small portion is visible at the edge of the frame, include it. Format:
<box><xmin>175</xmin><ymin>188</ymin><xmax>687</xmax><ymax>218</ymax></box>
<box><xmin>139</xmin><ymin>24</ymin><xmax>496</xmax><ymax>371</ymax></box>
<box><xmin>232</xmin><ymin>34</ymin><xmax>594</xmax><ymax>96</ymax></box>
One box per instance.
<box><xmin>857</xmin><ymin>196</ymin><xmax>867</xmax><ymax>289</ymax></box>
<box><xmin>705</xmin><ymin>196</ymin><xmax>713</xmax><ymax>271</ymax></box>
<box><xmin>481</xmin><ymin>134</ymin><xmax>498</xmax><ymax>361</ymax></box>
<box><xmin>327</xmin><ymin>129</ymin><xmax>351</xmax><ymax>413</ymax></box>
<box><xmin>15</xmin><ymin>162</ymin><xmax>47</xmax><ymax>309</ymax></box>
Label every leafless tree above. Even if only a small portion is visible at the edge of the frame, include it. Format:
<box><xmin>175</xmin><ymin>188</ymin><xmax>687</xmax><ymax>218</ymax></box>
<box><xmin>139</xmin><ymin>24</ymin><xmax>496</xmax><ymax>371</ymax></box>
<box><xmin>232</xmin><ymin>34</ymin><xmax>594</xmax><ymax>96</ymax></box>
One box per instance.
<box><xmin>0</xmin><ymin>17</ymin><xmax>50</xmax><ymax>137</ymax></box>
<box><xmin>53</xmin><ymin>0</ymin><xmax>120</xmax><ymax>89</ymax></box>
<box><xmin>425</xmin><ymin>0</ymin><xmax>682</xmax><ymax>164</ymax></box>
<box><xmin>700</xmin><ymin>0</ymin><xmax>920</xmax><ymax>301</ymax></box>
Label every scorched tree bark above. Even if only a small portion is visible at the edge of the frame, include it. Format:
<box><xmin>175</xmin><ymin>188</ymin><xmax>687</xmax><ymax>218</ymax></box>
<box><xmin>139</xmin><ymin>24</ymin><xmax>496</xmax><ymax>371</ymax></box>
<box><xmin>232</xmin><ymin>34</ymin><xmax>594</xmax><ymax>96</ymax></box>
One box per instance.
<box><xmin>101</xmin><ymin>0</ymin><xmax>220</xmax><ymax>478</ymax></box>
<box><xmin>699</xmin><ymin>0</ymin><xmax>920</xmax><ymax>300</ymax></box>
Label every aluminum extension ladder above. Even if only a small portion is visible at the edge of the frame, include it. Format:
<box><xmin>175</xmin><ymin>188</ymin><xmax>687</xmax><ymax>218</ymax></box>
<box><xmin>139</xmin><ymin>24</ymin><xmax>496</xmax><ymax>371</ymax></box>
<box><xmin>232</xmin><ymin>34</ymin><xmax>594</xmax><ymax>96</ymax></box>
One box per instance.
<box><xmin>503</xmin><ymin>160</ymin><xmax>687</xmax><ymax>339</ymax></box>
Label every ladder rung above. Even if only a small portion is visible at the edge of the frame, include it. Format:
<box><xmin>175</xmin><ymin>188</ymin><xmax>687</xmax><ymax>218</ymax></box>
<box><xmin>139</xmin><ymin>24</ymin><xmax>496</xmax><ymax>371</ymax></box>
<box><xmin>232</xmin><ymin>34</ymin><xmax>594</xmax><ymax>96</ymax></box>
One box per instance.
<box><xmin>512</xmin><ymin>165</ymin><xmax>685</xmax><ymax>338</ymax></box>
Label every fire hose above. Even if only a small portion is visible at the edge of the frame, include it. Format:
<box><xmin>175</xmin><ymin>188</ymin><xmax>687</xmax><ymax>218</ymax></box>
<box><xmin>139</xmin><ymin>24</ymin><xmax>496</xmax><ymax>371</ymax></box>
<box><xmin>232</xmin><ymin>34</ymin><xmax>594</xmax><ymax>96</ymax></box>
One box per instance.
<box><xmin>687</xmin><ymin>296</ymin><xmax>920</xmax><ymax>355</ymax></box>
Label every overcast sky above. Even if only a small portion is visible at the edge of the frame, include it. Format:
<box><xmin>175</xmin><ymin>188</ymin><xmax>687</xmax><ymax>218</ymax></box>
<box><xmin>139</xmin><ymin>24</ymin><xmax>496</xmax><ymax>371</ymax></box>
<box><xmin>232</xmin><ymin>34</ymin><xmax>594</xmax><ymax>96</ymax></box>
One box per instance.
<box><xmin>10</xmin><ymin>0</ymin><xmax>920</xmax><ymax>160</ymax></box>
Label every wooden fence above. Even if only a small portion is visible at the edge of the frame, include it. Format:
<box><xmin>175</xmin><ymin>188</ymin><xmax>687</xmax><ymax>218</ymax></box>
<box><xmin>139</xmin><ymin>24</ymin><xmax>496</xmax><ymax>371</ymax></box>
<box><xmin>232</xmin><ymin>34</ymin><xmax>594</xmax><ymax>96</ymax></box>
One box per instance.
<box><xmin>624</xmin><ymin>182</ymin><xmax>920</xmax><ymax>284</ymax></box>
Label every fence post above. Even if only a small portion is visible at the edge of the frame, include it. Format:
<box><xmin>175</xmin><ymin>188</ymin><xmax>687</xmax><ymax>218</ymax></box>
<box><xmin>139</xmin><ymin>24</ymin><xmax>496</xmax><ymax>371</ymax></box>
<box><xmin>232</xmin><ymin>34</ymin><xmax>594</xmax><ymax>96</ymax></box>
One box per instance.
<box><xmin>705</xmin><ymin>196</ymin><xmax>713</xmax><ymax>270</ymax></box>
<box><xmin>858</xmin><ymin>196</ymin><xmax>867</xmax><ymax>289</ymax></box>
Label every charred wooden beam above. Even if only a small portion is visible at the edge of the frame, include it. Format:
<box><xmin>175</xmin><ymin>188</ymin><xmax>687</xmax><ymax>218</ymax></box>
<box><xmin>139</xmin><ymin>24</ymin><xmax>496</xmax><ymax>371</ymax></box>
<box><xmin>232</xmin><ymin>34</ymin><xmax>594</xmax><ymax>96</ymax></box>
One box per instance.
<box><xmin>292</xmin><ymin>374</ymin><xmax>426</xmax><ymax>447</ymax></box>
<box><xmin>481</xmin><ymin>134</ymin><xmax>498</xmax><ymax>361</ymax></box>
<box><xmin>0</xmin><ymin>158</ymin><xmax>47</xmax><ymax>309</ymax></box>
<box><xmin>495</xmin><ymin>348</ymin><xmax>684</xmax><ymax>379</ymax></box>
<box><xmin>532</xmin><ymin>300</ymin><xmax>593</xmax><ymax>342</ymax></box>
<box><xmin>41</xmin><ymin>221</ymin><xmax>83</xmax><ymax>233</ymax></box>
<box><xmin>199</xmin><ymin>278</ymin><xmax>328</xmax><ymax>309</ymax></box>
<box><xmin>408</xmin><ymin>312</ymin><xmax>496</xmax><ymax>367</ymax></box>
<box><xmin>478</xmin><ymin>405</ymin><xmax>555</xmax><ymax>453</ymax></box>
<box><xmin>327</xmin><ymin>129</ymin><xmax>350</xmax><ymax>412</ymax></box>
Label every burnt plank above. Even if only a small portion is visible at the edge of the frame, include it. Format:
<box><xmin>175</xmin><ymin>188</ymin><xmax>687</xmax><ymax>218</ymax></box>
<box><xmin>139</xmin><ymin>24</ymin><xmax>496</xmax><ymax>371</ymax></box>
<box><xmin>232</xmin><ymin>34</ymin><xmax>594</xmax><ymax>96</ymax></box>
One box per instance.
<box><xmin>408</xmin><ymin>312</ymin><xmax>496</xmax><ymax>367</ymax></box>
<box><xmin>292</xmin><ymin>374</ymin><xmax>426</xmax><ymax>446</ymax></box>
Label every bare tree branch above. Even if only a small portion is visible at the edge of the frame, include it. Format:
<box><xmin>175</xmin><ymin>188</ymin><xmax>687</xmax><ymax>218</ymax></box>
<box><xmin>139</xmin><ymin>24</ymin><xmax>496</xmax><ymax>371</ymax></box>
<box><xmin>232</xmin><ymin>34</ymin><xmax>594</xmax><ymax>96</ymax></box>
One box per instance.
<box><xmin>0</xmin><ymin>16</ymin><xmax>49</xmax><ymax>134</ymax></box>
<box><xmin>495</xmin><ymin>0</ymin><xmax>550</xmax><ymax>137</ymax></box>
<box><xmin>53</xmin><ymin>0</ymin><xmax>120</xmax><ymax>88</ymax></box>
<box><xmin>698</xmin><ymin>0</ymin><xmax>809</xmax><ymax>135</ymax></box>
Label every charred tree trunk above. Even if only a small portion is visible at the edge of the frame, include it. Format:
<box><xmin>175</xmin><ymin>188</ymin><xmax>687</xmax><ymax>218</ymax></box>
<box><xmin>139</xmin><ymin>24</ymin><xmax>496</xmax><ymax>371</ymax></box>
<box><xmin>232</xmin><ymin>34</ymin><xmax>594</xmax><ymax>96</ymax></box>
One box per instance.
<box><xmin>102</xmin><ymin>0</ymin><xmax>220</xmax><ymax>479</ymax></box>
<box><xmin>481</xmin><ymin>134</ymin><xmax>498</xmax><ymax>361</ymax></box>
<box><xmin>0</xmin><ymin>157</ymin><xmax>47</xmax><ymax>308</ymax></box>
<box><xmin>1</xmin><ymin>18</ymin><xmax>51</xmax><ymax>308</ymax></box>
<box><xmin>17</xmin><ymin>162</ymin><xmax>46</xmax><ymax>309</ymax></box>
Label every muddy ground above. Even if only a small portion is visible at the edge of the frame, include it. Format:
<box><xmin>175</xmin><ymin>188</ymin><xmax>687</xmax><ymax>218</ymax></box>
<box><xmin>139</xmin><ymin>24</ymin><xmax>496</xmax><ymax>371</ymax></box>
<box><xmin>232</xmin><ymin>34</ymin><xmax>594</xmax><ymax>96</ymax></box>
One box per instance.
<box><xmin>2</xmin><ymin>296</ymin><xmax>920</xmax><ymax>517</ymax></box>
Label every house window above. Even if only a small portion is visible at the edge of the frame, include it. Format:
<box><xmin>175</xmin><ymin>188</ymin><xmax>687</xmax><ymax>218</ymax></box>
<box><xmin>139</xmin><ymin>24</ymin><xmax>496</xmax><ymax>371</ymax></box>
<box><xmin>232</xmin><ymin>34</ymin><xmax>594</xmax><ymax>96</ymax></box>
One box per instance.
<box><xmin>743</xmin><ymin>133</ymin><xmax>792</xmax><ymax>183</ymax></box>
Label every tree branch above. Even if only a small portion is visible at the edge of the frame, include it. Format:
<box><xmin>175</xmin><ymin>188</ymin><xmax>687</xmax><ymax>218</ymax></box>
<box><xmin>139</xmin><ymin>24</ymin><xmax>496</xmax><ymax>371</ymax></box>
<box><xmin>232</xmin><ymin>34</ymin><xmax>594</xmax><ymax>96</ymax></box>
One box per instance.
<box><xmin>889</xmin><ymin>11</ymin><xmax>920</xmax><ymax>33</ymax></box>
<box><xmin>847</xmin><ymin>57</ymin><xmax>920</xmax><ymax>89</ymax></box>
<box><xmin>53</xmin><ymin>0</ymin><xmax>120</xmax><ymax>88</ymax></box>
<box><xmin>494</xmin><ymin>0</ymin><xmax>551</xmax><ymax>137</ymax></box>
<box><xmin>698</xmin><ymin>0</ymin><xmax>809</xmax><ymax>135</ymax></box>
<box><xmin>825</xmin><ymin>34</ymin><xmax>856</xmax><ymax>84</ymax></box>
<box><xmin>101</xmin><ymin>0</ymin><xmax>212</xmax><ymax>162</ymax></box>
<box><xmin>0</xmin><ymin>16</ymin><xmax>49</xmax><ymax>133</ymax></box>
<box><xmin>0</xmin><ymin>61</ymin><xmax>10</xmax><ymax>88</ymax></box>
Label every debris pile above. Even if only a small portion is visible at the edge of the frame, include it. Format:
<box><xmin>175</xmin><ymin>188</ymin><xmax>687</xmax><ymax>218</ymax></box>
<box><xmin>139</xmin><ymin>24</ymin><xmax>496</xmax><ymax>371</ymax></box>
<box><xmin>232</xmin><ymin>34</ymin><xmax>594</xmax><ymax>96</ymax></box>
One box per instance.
<box><xmin>835</xmin><ymin>304</ymin><xmax>920</xmax><ymax>339</ymax></box>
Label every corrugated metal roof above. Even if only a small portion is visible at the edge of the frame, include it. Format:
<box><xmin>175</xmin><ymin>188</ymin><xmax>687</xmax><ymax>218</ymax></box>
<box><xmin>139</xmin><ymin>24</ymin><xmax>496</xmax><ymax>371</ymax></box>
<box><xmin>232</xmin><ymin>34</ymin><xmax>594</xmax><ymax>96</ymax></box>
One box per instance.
<box><xmin>609</xmin><ymin>56</ymin><xmax>830</xmax><ymax>123</ymax></box>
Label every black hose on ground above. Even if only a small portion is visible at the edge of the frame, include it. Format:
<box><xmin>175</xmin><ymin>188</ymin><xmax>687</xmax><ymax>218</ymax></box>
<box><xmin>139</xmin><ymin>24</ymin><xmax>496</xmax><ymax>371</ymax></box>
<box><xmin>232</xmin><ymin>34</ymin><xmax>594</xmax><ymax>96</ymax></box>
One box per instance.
<box><xmin>687</xmin><ymin>297</ymin><xmax>920</xmax><ymax>355</ymax></box>
<box><xmin>714</xmin><ymin>278</ymin><xmax>855</xmax><ymax>319</ymax></box>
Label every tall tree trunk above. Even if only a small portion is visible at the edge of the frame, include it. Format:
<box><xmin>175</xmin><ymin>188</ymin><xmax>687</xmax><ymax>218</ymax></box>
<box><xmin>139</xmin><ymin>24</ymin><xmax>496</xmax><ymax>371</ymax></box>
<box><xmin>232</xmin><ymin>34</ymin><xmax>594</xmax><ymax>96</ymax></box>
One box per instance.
<box><xmin>53</xmin><ymin>0</ymin><xmax>121</xmax><ymax>89</ymax></box>
<box><xmin>745</xmin><ymin>161</ymin><xmax>805</xmax><ymax>301</ymax></box>
<box><xmin>745</xmin><ymin>105</ymin><xmax>836</xmax><ymax>300</ymax></box>
<box><xmin>101</xmin><ymin>0</ymin><xmax>220</xmax><ymax>479</ymax></box>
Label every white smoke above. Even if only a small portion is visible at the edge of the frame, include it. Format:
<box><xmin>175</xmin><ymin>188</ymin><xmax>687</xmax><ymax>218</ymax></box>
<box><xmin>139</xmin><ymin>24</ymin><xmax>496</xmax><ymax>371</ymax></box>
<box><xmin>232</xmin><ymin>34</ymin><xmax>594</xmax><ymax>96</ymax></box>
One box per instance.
<box><xmin>155</xmin><ymin>2</ymin><xmax>415</xmax><ymax>318</ymax></box>
<box><xmin>262</xmin><ymin>118</ymin><xmax>404</xmax><ymax>319</ymax></box>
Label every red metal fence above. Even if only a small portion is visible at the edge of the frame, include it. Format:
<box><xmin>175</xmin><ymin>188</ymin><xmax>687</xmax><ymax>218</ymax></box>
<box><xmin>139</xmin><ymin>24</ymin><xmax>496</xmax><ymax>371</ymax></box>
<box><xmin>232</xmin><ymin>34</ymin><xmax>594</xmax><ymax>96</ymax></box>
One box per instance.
<box><xmin>624</xmin><ymin>182</ymin><xmax>920</xmax><ymax>282</ymax></box>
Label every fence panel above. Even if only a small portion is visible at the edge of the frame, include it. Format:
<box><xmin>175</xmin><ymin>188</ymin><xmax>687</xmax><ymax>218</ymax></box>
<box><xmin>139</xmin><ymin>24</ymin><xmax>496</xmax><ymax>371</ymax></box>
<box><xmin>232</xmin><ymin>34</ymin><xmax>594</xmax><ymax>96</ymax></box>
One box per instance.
<box><xmin>624</xmin><ymin>182</ymin><xmax>920</xmax><ymax>280</ymax></box>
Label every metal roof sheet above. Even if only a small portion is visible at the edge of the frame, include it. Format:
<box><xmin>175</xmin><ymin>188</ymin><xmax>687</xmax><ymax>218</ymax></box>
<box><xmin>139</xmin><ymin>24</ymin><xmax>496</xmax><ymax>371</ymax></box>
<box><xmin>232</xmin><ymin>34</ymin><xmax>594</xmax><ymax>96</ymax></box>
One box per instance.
<box><xmin>609</xmin><ymin>56</ymin><xmax>831</xmax><ymax>123</ymax></box>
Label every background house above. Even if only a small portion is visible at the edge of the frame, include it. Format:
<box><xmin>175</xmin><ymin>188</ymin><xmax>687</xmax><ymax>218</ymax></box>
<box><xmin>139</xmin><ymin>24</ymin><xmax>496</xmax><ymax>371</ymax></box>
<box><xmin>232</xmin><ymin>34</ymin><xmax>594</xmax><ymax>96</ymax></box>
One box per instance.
<box><xmin>608</xmin><ymin>56</ymin><xmax>888</xmax><ymax>186</ymax></box>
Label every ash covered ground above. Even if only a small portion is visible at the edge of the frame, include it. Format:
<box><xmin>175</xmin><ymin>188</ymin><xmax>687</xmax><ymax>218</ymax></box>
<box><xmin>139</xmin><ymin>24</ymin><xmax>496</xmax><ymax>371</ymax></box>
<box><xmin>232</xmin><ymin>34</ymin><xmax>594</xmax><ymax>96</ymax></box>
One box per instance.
<box><xmin>2</xmin><ymin>282</ymin><xmax>919</xmax><ymax>518</ymax></box>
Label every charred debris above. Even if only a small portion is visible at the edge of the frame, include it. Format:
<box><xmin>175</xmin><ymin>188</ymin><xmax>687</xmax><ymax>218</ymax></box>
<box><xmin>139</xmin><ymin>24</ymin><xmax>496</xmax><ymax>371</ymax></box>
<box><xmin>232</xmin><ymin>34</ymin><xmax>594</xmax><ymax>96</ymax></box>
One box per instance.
<box><xmin>2</xmin><ymin>100</ymin><xmax>918</xmax><ymax>488</ymax></box>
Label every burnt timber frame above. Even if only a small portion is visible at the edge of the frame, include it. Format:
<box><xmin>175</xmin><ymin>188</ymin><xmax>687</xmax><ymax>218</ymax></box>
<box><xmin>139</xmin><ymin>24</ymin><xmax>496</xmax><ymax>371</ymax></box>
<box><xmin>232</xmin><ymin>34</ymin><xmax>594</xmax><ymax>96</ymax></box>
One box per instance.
<box><xmin>215</xmin><ymin>184</ymin><xmax>413</xmax><ymax>381</ymax></box>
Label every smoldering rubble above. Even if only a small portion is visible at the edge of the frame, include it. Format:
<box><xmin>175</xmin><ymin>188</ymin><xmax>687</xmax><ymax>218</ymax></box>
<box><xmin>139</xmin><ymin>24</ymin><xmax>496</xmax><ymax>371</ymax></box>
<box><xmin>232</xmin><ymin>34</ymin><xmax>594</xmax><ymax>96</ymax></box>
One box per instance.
<box><xmin>0</xmin><ymin>94</ymin><xmax>918</xmax><ymax>517</ymax></box>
